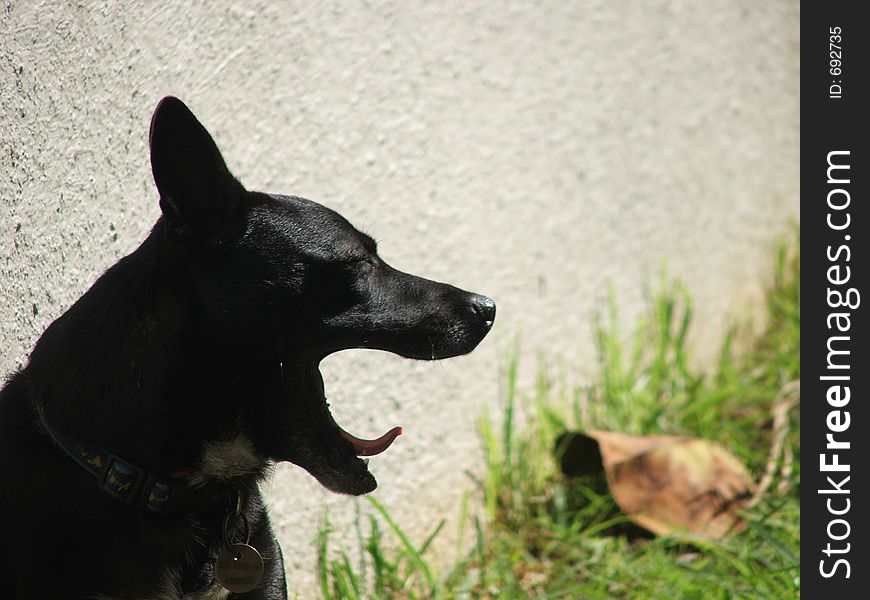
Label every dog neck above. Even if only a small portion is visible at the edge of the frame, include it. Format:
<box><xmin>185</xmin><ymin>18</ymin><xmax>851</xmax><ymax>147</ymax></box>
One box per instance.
<box><xmin>24</xmin><ymin>223</ymin><xmax>273</xmax><ymax>492</ymax></box>
<box><xmin>34</xmin><ymin>399</ymin><xmax>239</xmax><ymax>516</ymax></box>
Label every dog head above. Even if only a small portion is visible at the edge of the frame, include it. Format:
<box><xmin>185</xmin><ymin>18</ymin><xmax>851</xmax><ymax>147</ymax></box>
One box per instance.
<box><xmin>149</xmin><ymin>97</ymin><xmax>495</xmax><ymax>494</ymax></box>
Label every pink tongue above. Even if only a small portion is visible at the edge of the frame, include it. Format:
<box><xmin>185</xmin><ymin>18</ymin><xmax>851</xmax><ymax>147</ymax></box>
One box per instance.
<box><xmin>339</xmin><ymin>426</ymin><xmax>404</xmax><ymax>457</ymax></box>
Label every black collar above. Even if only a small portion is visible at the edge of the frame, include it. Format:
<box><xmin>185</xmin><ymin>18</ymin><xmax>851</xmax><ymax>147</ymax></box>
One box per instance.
<box><xmin>35</xmin><ymin>404</ymin><xmax>224</xmax><ymax>516</ymax></box>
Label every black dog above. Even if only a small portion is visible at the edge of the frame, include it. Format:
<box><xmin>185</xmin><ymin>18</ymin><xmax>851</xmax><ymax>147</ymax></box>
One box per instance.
<box><xmin>0</xmin><ymin>97</ymin><xmax>495</xmax><ymax>599</ymax></box>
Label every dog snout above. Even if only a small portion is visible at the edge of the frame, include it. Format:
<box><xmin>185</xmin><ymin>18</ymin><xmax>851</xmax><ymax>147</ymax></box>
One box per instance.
<box><xmin>469</xmin><ymin>294</ymin><xmax>496</xmax><ymax>327</ymax></box>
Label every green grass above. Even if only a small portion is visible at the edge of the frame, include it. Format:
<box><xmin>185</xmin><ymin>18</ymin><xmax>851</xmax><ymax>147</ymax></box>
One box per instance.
<box><xmin>317</xmin><ymin>231</ymin><xmax>800</xmax><ymax>599</ymax></box>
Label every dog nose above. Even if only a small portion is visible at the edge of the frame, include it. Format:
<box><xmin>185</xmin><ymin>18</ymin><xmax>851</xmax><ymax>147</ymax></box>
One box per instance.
<box><xmin>470</xmin><ymin>294</ymin><xmax>496</xmax><ymax>327</ymax></box>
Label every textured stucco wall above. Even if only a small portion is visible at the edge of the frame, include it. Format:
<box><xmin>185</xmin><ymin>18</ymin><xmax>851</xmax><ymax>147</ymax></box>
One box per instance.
<box><xmin>1</xmin><ymin>0</ymin><xmax>798</xmax><ymax>594</ymax></box>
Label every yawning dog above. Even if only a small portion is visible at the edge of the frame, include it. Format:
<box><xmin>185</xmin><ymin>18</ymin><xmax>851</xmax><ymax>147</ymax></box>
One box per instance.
<box><xmin>0</xmin><ymin>97</ymin><xmax>495</xmax><ymax>599</ymax></box>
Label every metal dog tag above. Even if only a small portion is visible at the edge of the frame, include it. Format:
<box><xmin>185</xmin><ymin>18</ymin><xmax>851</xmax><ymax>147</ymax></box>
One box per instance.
<box><xmin>215</xmin><ymin>543</ymin><xmax>264</xmax><ymax>593</ymax></box>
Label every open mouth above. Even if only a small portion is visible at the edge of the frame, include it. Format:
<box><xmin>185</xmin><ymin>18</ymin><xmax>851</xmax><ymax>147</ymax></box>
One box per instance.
<box><xmin>279</xmin><ymin>361</ymin><xmax>406</xmax><ymax>496</ymax></box>
<box><xmin>280</xmin><ymin>297</ymin><xmax>496</xmax><ymax>495</ymax></box>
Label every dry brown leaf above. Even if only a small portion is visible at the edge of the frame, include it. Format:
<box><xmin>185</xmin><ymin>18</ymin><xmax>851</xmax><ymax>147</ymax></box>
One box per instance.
<box><xmin>558</xmin><ymin>430</ymin><xmax>755</xmax><ymax>539</ymax></box>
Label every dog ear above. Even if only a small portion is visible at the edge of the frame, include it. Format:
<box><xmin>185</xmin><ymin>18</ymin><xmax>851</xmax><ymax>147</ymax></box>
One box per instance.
<box><xmin>149</xmin><ymin>96</ymin><xmax>245</xmax><ymax>233</ymax></box>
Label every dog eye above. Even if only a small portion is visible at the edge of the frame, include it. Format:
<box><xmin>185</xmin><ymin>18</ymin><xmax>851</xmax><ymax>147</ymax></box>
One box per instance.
<box><xmin>351</xmin><ymin>258</ymin><xmax>374</xmax><ymax>278</ymax></box>
<box><xmin>351</xmin><ymin>256</ymin><xmax>377</xmax><ymax>271</ymax></box>
<box><xmin>330</xmin><ymin>257</ymin><xmax>374</xmax><ymax>282</ymax></box>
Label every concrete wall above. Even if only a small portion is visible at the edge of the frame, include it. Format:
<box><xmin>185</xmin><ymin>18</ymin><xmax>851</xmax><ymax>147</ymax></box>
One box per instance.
<box><xmin>1</xmin><ymin>0</ymin><xmax>798</xmax><ymax>594</ymax></box>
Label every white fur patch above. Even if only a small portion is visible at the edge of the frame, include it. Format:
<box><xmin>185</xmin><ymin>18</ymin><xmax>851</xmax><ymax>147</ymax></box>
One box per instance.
<box><xmin>89</xmin><ymin>586</ymin><xmax>230</xmax><ymax>600</ymax></box>
<box><xmin>144</xmin><ymin>564</ymin><xmax>231</xmax><ymax>600</ymax></box>
<box><xmin>88</xmin><ymin>563</ymin><xmax>232</xmax><ymax>599</ymax></box>
<box><xmin>189</xmin><ymin>434</ymin><xmax>264</xmax><ymax>487</ymax></box>
<box><xmin>182</xmin><ymin>585</ymin><xmax>231</xmax><ymax>600</ymax></box>
<box><xmin>152</xmin><ymin>564</ymin><xmax>182</xmax><ymax>600</ymax></box>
